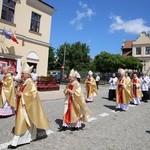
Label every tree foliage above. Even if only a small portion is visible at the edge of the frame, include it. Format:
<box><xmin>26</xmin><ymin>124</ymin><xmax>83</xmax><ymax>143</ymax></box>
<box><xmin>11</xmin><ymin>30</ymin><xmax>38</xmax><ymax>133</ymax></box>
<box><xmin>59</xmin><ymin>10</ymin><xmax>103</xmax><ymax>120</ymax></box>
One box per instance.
<box><xmin>94</xmin><ymin>51</ymin><xmax>143</xmax><ymax>73</ymax></box>
<box><xmin>56</xmin><ymin>42</ymin><xmax>91</xmax><ymax>72</ymax></box>
<box><xmin>47</xmin><ymin>46</ymin><xmax>55</xmax><ymax>70</ymax></box>
<box><xmin>48</xmin><ymin>44</ymin><xmax>143</xmax><ymax>75</ymax></box>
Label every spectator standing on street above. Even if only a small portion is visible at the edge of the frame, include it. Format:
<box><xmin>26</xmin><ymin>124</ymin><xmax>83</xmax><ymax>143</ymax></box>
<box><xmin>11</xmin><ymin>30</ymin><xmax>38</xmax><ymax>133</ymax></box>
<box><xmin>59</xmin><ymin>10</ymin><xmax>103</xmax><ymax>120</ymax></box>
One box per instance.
<box><xmin>8</xmin><ymin>63</ymin><xmax>50</xmax><ymax>149</ymax></box>
<box><xmin>140</xmin><ymin>72</ymin><xmax>150</xmax><ymax>103</ymax></box>
<box><xmin>85</xmin><ymin>70</ymin><xmax>97</xmax><ymax>102</ymax></box>
<box><xmin>115</xmin><ymin>68</ymin><xmax>132</xmax><ymax>111</ymax></box>
<box><xmin>108</xmin><ymin>73</ymin><xmax>118</xmax><ymax>100</ymax></box>
<box><xmin>58</xmin><ymin>69</ymin><xmax>91</xmax><ymax>131</ymax></box>
<box><xmin>95</xmin><ymin>73</ymin><xmax>100</xmax><ymax>89</ymax></box>
<box><xmin>31</xmin><ymin>68</ymin><xmax>38</xmax><ymax>85</ymax></box>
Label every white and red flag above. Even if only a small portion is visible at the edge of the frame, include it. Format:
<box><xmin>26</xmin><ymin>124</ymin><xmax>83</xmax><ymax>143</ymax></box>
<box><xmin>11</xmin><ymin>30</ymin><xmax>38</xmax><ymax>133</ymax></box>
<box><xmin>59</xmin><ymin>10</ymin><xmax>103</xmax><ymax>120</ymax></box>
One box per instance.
<box><xmin>2</xmin><ymin>28</ymin><xmax>19</xmax><ymax>44</ymax></box>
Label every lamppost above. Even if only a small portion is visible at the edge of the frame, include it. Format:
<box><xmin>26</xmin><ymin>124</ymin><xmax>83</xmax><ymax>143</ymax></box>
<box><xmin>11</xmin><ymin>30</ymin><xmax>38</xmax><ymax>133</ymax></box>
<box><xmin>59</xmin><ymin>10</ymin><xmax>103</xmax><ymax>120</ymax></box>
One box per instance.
<box><xmin>62</xmin><ymin>46</ymin><xmax>66</xmax><ymax>79</ymax></box>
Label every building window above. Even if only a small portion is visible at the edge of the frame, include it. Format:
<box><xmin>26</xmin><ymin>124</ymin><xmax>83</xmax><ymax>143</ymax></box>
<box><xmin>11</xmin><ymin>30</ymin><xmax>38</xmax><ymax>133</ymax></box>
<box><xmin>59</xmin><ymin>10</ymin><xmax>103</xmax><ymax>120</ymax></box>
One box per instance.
<box><xmin>30</xmin><ymin>12</ymin><xmax>41</xmax><ymax>33</ymax></box>
<box><xmin>136</xmin><ymin>47</ymin><xmax>141</xmax><ymax>55</ymax></box>
<box><xmin>1</xmin><ymin>0</ymin><xmax>16</xmax><ymax>23</ymax></box>
<box><xmin>145</xmin><ymin>47</ymin><xmax>150</xmax><ymax>55</ymax></box>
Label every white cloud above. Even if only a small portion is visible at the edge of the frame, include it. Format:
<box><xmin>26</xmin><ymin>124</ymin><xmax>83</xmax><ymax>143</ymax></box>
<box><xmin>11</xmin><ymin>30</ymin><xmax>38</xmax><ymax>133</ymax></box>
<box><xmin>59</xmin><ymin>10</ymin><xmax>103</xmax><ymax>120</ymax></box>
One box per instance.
<box><xmin>109</xmin><ymin>14</ymin><xmax>150</xmax><ymax>34</ymax></box>
<box><xmin>79</xmin><ymin>1</ymin><xmax>87</xmax><ymax>8</ymax></box>
<box><xmin>70</xmin><ymin>1</ymin><xmax>95</xmax><ymax>30</ymax></box>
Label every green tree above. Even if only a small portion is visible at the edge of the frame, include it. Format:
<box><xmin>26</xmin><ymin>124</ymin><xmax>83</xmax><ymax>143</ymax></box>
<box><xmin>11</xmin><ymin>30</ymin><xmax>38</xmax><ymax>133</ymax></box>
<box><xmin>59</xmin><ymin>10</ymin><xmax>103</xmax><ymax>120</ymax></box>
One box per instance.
<box><xmin>47</xmin><ymin>46</ymin><xmax>55</xmax><ymax>70</ymax></box>
<box><xmin>88</xmin><ymin>58</ymin><xmax>96</xmax><ymax>72</ymax></box>
<box><xmin>56</xmin><ymin>42</ymin><xmax>91</xmax><ymax>72</ymax></box>
<box><xmin>94</xmin><ymin>51</ymin><xmax>142</xmax><ymax>73</ymax></box>
<box><xmin>94</xmin><ymin>51</ymin><xmax>112</xmax><ymax>72</ymax></box>
<box><xmin>124</xmin><ymin>56</ymin><xmax>143</xmax><ymax>71</ymax></box>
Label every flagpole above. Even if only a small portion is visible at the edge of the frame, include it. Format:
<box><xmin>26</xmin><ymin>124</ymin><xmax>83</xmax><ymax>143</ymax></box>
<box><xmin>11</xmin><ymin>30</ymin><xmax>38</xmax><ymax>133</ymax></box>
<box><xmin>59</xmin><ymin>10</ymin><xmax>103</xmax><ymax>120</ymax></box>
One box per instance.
<box><xmin>62</xmin><ymin>46</ymin><xmax>66</xmax><ymax>79</ymax></box>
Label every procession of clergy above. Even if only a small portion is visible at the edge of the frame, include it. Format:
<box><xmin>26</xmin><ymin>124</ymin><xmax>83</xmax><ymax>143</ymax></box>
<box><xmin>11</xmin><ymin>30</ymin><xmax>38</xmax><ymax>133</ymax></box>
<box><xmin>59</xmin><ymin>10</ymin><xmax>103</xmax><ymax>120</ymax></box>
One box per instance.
<box><xmin>0</xmin><ymin>63</ymin><xmax>149</xmax><ymax>149</ymax></box>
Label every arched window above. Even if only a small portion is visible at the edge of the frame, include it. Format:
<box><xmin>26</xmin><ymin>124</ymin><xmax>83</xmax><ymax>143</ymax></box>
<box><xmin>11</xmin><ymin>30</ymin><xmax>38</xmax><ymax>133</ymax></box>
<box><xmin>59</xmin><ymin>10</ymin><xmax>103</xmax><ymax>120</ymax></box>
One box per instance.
<box><xmin>27</xmin><ymin>51</ymin><xmax>39</xmax><ymax>60</ymax></box>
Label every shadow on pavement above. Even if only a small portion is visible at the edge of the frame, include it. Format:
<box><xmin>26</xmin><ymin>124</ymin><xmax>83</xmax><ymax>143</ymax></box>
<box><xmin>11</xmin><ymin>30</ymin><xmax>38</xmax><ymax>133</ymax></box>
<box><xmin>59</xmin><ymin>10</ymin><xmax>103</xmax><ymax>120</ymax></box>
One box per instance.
<box><xmin>146</xmin><ymin>130</ymin><xmax>150</xmax><ymax>134</ymax></box>
<box><xmin>102</xmin><ymin>97</ymin><xmax>116</xmax><ymax>102</ymax></box>
<box><xmin>55</xmin><ymin>119</ymin><xmax>63</xmax><ymax>128</ymax></box>
<box><xmin>101</xmin><ymin>97</ymin><xmax>109</xmax><ymax>100</ymax></box>
<box><xmin>0</xmin><ymin>114</ymin><xmax>15</xmax><ymax>119</ymax></box>
<box><xmin>81</xmin><ymin>123</ymin><xmax>85</xmax><ymax>129</ymax></box>
<box><xmin>35</xmin><ymin>129</ymin><xmax>48</xmax><ymax>141</ymax></box>
<box><xmin>104</xmin><ymin>105</ymin><xmax>116</xmax><ymax>110</ymax></box>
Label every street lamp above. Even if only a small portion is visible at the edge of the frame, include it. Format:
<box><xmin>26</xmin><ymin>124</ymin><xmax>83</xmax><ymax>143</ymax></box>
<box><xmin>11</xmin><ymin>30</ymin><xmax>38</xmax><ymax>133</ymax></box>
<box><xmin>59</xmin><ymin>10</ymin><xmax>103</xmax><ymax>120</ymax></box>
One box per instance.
<box><xmin>62</xmin><ymin>46</ymin><xmax>66</xmax><ymax>79</ymax></box>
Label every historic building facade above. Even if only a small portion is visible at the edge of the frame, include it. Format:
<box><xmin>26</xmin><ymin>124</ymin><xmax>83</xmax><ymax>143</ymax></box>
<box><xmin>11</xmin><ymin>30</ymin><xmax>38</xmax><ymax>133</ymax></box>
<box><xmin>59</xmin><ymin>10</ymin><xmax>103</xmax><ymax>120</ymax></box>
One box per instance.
<box><xmin>121</xmin><ymin>31</ymin><xmax>150</xmax><ymax>74</ymax></box>
<box><xmin>0</xmin><ymin>0</ymin><xmax>55</xmax><ymax>76</ymax></box>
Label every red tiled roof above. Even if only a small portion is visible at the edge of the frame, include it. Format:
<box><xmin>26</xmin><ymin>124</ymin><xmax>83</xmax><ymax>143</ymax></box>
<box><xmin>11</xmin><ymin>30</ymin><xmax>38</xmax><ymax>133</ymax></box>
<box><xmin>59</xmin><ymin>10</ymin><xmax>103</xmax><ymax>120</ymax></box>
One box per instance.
<box><xmin>122</xmin><ymin>40</ymin><xmax>134</xmax><ymax>49</ymax></box>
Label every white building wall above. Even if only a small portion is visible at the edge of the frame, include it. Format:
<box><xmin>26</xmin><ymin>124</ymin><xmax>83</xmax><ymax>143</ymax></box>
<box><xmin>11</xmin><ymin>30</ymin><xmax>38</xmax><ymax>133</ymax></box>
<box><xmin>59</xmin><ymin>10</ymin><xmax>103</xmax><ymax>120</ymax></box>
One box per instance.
<box><xmin>0</xmin><ymin>0</ymin><xmax>55</xmax><ymax>76</ymax></box>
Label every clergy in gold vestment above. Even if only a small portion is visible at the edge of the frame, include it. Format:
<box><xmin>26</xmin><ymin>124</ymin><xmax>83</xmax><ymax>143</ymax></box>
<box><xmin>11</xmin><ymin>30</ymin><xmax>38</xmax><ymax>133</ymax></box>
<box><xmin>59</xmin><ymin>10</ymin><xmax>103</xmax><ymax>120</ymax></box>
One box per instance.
<box><xmin>131</xmin><ymin>72</ymin><xmax>142</xmax><ymax>105</ymax></box>
<box><xmin>85</xmin><ymin>70</ymin><xmax>97</xmax><ymax>102</ymax></box>
<box><xmin>0</xmin><ymin>67</ymin><xmax>16</xmax><ymax>116</ymax></box>
<box><xmin>125</xmin><ymin>70</ymin><xmax>132</xmax><ymax>96</ymax></box>
<box><xmin>8</xmin><ymin>63</ymin><xmax>50</xmax><ymax>149</ymax></box>
<box><xmin>116</xmin><ymin>68</ymin><xmax>132</xmax><ymax>111</ymax></box>
<box><xmin>59</xmin><ymin>69</ymin><xmax>91</xmax><ymax>131</ymax></box>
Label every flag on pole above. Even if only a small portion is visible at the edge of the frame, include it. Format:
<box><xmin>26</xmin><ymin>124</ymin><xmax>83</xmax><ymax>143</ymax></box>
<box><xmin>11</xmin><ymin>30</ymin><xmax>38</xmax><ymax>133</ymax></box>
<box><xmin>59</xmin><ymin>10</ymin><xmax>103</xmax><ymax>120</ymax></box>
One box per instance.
<box><xmin>2</xmin><ymin>28</ymin><xmax>19</xmax><ymax>44</ymax></box>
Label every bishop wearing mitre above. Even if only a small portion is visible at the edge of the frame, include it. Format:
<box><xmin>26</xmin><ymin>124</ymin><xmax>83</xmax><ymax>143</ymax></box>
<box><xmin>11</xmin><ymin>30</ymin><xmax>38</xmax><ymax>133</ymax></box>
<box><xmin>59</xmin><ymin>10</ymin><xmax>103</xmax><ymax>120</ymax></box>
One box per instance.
<box><xmin>8</xmin><ymin>63</ymin><xmax>50</xmax><ymax>149</ymax></box>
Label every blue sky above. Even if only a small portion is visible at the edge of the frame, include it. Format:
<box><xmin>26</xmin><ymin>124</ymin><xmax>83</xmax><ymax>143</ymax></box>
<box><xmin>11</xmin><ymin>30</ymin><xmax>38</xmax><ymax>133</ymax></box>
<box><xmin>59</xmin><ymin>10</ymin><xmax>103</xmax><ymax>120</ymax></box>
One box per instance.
<box><xmin>45</xmin><ymin>0</ymin><xmax>150</xmax><ymax>58</ymax></box>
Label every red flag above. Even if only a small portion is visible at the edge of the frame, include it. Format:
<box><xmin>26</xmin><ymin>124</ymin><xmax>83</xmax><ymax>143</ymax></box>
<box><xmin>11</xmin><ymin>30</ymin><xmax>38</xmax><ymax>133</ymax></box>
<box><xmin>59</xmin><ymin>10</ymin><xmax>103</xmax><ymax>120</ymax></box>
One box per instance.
<box><xmin>11</xmin><ymin>36</ymin><xmax>19</xmax><ymax>44</ymax></box>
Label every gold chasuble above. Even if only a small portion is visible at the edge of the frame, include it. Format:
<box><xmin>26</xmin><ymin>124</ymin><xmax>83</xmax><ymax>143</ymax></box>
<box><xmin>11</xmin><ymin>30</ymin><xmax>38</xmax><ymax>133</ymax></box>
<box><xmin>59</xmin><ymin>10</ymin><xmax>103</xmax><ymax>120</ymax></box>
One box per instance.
<box><xmin>0</xmin><ymin>73</ymin><xmax>16</xmax><ymax>108</ymax></box>
<box><xmin>15</xmin><ymin>78</ymin><xmax>50</xmax><ymax>136</ymax></box>
<box><xmin>85</xmin><ymin>76</ymin><xmax>97</xmax><ymax>98</ymax></box>
<box><xmin>63</xmin><ymin>80</ymin><xmax>91</xmax><ymax>124</ymax></box>
<box><xmin>131</xmin><ymin>78</ymin><xmax>142</xmax><ymax>99</ymax></box>
<box><xmin>116</xmin><ymin>77</ymin><xmax>132</xmax><ymax>104</ymax></box>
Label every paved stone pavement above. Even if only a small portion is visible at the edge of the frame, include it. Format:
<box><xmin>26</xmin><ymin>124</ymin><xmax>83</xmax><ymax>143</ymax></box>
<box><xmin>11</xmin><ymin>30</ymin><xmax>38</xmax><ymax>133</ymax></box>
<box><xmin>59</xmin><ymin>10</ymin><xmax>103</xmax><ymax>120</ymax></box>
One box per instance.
<box><xmin>38</xmin><ymin>84</ymin><xmax>66</xmax><ymax>101</ymax></box>
<box><xmin>0</xmin><ymin>84</ymin><xmax>150</xmax><ymax>150</ymax></box>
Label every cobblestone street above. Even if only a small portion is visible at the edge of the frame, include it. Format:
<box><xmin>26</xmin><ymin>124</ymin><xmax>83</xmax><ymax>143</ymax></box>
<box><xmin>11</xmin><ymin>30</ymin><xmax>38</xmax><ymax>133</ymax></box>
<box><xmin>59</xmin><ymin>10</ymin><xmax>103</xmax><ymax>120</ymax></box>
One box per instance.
<box><xmin>0</xmin><ymin>85</ymin><xmax>150</xmax><ymax>150</ymax></box>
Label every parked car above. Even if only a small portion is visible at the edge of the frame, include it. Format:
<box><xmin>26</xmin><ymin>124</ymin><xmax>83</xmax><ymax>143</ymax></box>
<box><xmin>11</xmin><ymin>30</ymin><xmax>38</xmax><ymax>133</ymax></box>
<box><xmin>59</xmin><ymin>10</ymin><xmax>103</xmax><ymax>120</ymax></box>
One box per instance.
<box><xmin>51</xmin><ymin>72</ymin><xmax>60</xmax><ymax>84</ymax></box>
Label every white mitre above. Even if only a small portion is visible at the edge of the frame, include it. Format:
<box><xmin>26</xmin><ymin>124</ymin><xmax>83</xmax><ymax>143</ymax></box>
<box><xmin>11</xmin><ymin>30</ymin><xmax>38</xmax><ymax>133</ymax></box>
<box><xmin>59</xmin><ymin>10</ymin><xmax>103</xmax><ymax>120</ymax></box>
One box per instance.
<box><xmin>88</xmin><ymin>70</ymin><xmax>93</xmax><ymax>76</ymax></box>
<box><xmin>22</xmin><ymin>62</ymin><xmax>33</xmax><ymax>74</ymax></box>
<box><xmin>118</xmin><ymin>68</ymin><xmax>125</xmax><ymax>74</ymax></box>
<box><xmin>69</xmin><ymin>69</ymin><xmax>78</xmax><ymax>78</ymax></box>
<box><xmin>128</xmin><ymin>69</ymin><xmax>132</xmax><ymax>73</ymax></box>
